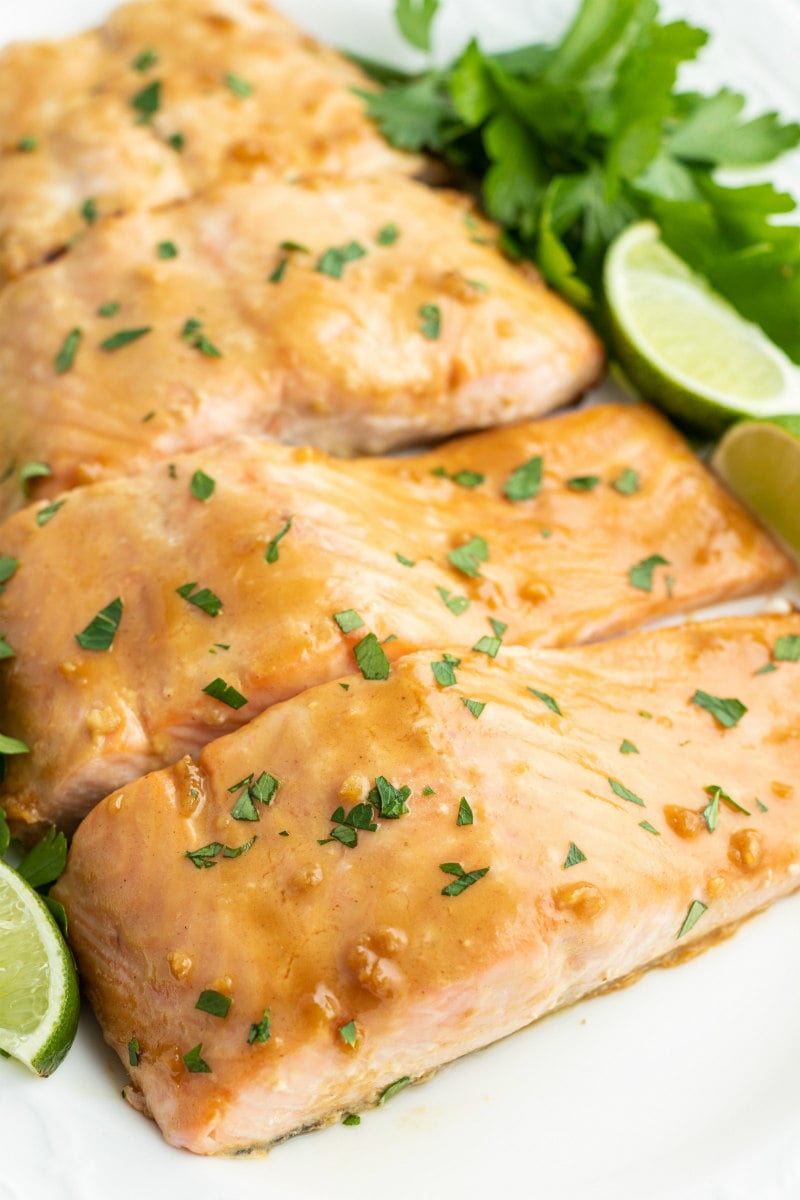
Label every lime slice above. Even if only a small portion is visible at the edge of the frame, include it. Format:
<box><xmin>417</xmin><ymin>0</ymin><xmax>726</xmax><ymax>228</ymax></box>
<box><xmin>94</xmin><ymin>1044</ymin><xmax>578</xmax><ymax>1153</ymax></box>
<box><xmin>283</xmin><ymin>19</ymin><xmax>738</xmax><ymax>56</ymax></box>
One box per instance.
<box><xmin>711</xmin><ymin>417</ymin><xmax>800</xmax><ymax>562</ymax></box>
<box><xmin>605</xmin><ymin>221</ymin><xmax>800</xmax><ymax>434</ymax></box>
<box><xmin>0</xmin><ymin>860</ymin><xmax>79</xmax><ymax>1075</ymax></box>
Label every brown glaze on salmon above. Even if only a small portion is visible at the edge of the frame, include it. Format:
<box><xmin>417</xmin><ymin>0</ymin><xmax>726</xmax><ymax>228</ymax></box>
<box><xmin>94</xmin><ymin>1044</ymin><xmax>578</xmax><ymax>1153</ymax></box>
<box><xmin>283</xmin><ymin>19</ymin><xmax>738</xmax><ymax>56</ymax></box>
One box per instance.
<box><xmin>53</xmin><ymin>614</ymin><xmax>800</xmax><ymax>1155</ymax></box>
<box><xmin>1</xmin><ymin>405</ymin><xmax>790</xmax><ymax>837</ymax></box>
<box><xmin>0</xmin><ymin>0</ymin><xmax>420</xmax><ymax>280</ymax></box>
<box><xmin>0</xmin><ymin>173</ymin><xmax>602</xmax><ymax>521</ymax></box>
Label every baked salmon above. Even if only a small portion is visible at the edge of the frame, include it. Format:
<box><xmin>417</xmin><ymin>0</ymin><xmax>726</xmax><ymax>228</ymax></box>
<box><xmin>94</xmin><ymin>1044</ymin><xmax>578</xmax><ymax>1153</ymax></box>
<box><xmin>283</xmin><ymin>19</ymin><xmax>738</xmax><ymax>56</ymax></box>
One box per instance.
<box><xmin>52</xmin><ymin>613</ymin><xmax>800</xmax><ymax>1155</ymax></box>
<box><xmin>0</xmin><ymin>173</ymin><xmax>602</xmax><ymax>522</ymax></box>
<box><xmin>0</xmin><ymin>404</ymin><xmax>791</xmax><ymax>838</ymax></box>
<box><xmin>0</xmin><ymin>0</ymin><xmax>420</xmax><ymax>280</ymax></box>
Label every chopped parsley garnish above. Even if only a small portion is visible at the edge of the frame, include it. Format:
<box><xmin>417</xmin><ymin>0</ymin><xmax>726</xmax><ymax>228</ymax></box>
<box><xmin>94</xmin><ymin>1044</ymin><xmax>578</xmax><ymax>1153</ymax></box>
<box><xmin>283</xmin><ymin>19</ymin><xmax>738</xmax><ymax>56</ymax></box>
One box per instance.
<box><xmin>353</xmin><ymin>632</ymin><xmax>391</xmax><ymax>680</ymax></box>
<box><xmin>0</xmin><ymin>557</ymin><xmax>19</xmax><ymax>590</ymax></box>
<box><xmin>369</xmin><ymin>775</ymin><xmax>411</xmax><ymax>818</ymax></box>
<box><xmin>756</xmin><ymin>799</ymin><xmax>768</xmax><ymax>813</ymax></box>
<box><xmin>142</xmin><ymin>410</ymin><xmax>156</xmax><ymax>422</ymax></box>
<box><xmin>182</xmin><ymin>1043</ymin><xmax>211</xmax><ymax>1073</ymax></box>
<box><xmin>619</xmin><ymin>739</ymin><xmax>639</xmax><ymax>754</ymax></box>
<box><xmin>97</xmin><ymin>301</ymin><xmax>120</xmax><ymax>318</ymax></box>
<box><xmin>265</xmin><ymin>517</ymin><xmax>292</xmax><ymax>564</ymax></box>
<box><xmin>503</xmin><ymin>456</ymin><xmax>543</xmax><ymax>502</ymax></box>
<box><xmin>190</xmin><ymin>469</ymin><xmax>216</xmax><ymax>501</ymax></box>
<box><xmin>157</xmin><ymin>240</ymin><xmax>178</xmax><ymax>259</ymax></box>
<box><xmin>224</xmin><ymin>72</ymin><xmax>253</xmax><ymax>98</ymax></box>
<box><xmin>431</xmin><ymin>654</ymin><xmax>459</xmax><ymax>687</ymax></box>
<box><xmin>181</xmin><ymin>318</ymin><xmax>222</xmax><ymax>357</ymax></box>
<box><xmin>628</xmin><ymin>554</ymin><xmax>670</xmax><ymax>592</ymax></box>
<box><xmin>608</xmin><ymin>777</ymin><xmax>645</xmax><ymax>807</ymax></box>
<box><xmin>281</xmin><ymin>241</ymin><xmax>311</xmax><ymax>253</ymax></box>
<box><xmin>76</xmin><ymin>597</ymin><xmax>123</xmax><ymax>651</ymax></box>
<box><xmin>130</xmin><ymin>79</ymin><xmax>161</xmax><ymax>123</ymax></box>
<box><xmin>321</xmin><ymin>803</ymin><xmax>378</xmax><ymax>849</ymax></box>
<box><xmin>168</xmin><ymin>131</ymin><xmax>185</xmax><ymax>152</ymax></box>
<box><xmin>334</xmin><ymin>609</ymin><xmax>365</xmax><ymax>634</ymax></box>
<box><xmin>563</xmin><ymin>842</ymin><xmax>586</xmax><ymax>869</ymax></box>
<box><xmin>677</xmin><ymin>899</ymin><xmax>707</xmax><ymax>940</ymax></box>
<box><xmin>202</xmin><ymin>677</ymin><xmax>248</xmax><ymax>709</ymax></box>
<box><xmin>269</xmin><ymin>257</ymin><xmax>289</xmax><ymax>284</ymax></box>
<box><xmin>436</xmin><ymin>586</ymin><xmax>470</xmax><ymax>615</ymax></box>
<box><xmin>128</xmin><ymin>1038</ymin><xmax>140</xmax><ymax>1066</ymax></box>
<box><xmin>418</xmin><ymin>303</ymin><xmax>442</xmax><ymax>339</ymax></box>
<box><xmin>196</xmin><ymin>989</ymin><xmax>232</xmax><ymax>1019</ymax></box>
<box><xmin>774</xmin><ymin>634</ymin><xmax>800</xmax><ymax>662</ymax></box>
<box><xmin>639</xmin><ymin>820</ymin><xmax>660</xmax><ymax>835</ymax></box>
<box><xmin>528</xmin><ymin>687</ymin><xmax>561</xmax><ymax>715</ymax></box>
<box><xmin>473</xmin><ymin>617</ymin><xmax>507</xmax><ymax>658</ymax></box>
<box><xmin>447</xmin><ymin>535</ymin><xmax>488</xmax><ymax>577</ymax></box>
<box><xmin>566</xmin><ymin>474</ymin><xmax>600</xmax><ymax>491</ymax></box>
<box><xmin>132</xmin><ymin>47</ymin><xmax>158</xmax><ymax>72</ymax></box>
<box><xmin>457</xmin><ymin>797</ymin><xmax>474</xmax><ymax>826</ymax></box>
<box><xmin>36</xmin><ymin>500</ymin><xmax>65</xmax><ymax>527</ymax></box>
<box><xmin>81</xmin><ymin>197</ymin><xmax>98</xmax><ymax>226</ymax></box>
<box><xmin>55</xmin><ymin>328</ymin><xmax>82</xmax><ymax>374</ymax></box>
<box><xmin>703</xmin><ymin>784</ymin><xmax>750</xmax><ymax>824</ymax></box>
<box><xmin>19</xmin><ymin>461</ymin><xmax>51</xmax><ymax>495</ymax></box>
<box><xmin>339</xmin><ymin>1020</ymin><xmax>357</xmax><ymax>1046</ymax></box>
<box><xmin>342</xmin><ymin>1114</ymin><xmax>361</xmax><ymax>1126</ymax></box>
<box><xmin>16</xmin><ymin>136</ymin><xmax>38</xmax><ymax>152</ymax></box>
<box><xmin>176</xmin><ymin>582</ymin><xmax>222</xmax><ymax>617</ymax></box>
<box><xmin>432</xmin><ymin>466</ymin><xmax>484</xmax><ymax>488</ymax></box>
<box><xmin>100</xmin><ymin>327</ymin><xmax>152</xmax><ymax>352</ymax></box>
<box><xmin>612</xmin><ymin>468</ymin><xmax>641</xmax><ymax>495</ymax></box>
<box><xmin>376</xmin><ymin>222</ymin><xmax>400</xmax><ymax>245</ymax></box>
<box><xmin>379</xmin><ymin>1076</ymin><xmax>411</xmax><ymax>1104</ymax></box>
<box><xmin>248</xmin><ymin>1010</ymin><xmax>271</xmax><ymax>1044</ymax></box>
<box><xmin>461</xmin><ymin>697</ymin><xmax>485</xmax><ymax>719</ymax></box>
<box><xmin>184</xmin><ymin>837</ymin><xmax>256</xmax><ymax>868</ymax></box>
<box><xmin>395</xmin><ymin>552</ymin><xmax>415</xmax><ymax>567</ymax></box>
<box><xmin>229</xmin><ymin>771</ymin><xmax>279</xmax><ymax>820</ymax></box>
<box><xmin>754</xmin><ymin>662</ymin><xmax>778</xmax><ymax>676</ymax></box>
<box><xmin>690</xmin><ymin>689</ymin><xmax>747</xmax><ymax>728</ymax></box>
<box><xmin>316</xmin><ymin>241</ymin><xmax>367</xmax><ymax>279</ymax></box>
<box><xmin>0</xmin><ymin>636</ymin><xmax>14</xmax><ymax>660</ymax></box>
<box><xmin>440</xmin><ymin>862</ymin><xmax>490</xmax><ymax>896</ymax></box>
<box><xmin>0</xmin><ymin>733</ymin><xmax>30</xmax><ymax>756</ymax></box>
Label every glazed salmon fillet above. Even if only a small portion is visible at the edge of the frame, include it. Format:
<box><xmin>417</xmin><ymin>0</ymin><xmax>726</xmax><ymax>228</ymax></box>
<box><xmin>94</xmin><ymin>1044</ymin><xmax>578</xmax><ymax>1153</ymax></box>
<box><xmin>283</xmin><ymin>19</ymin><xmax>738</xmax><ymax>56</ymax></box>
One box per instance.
<box><xmin>0</xmin><ymin>0</ymin><xmax>420</xmax><ymax>279</ymax></box>
<box><xmin>1</xmin><ymin>404</ymin><xmax>791</xmax><ymax>837</ymax></box>
<box><xmin>53</xmin><ymin>614</ymin><xmax>800</xmax><ymax>1155</ymax></box>
<box><xmin>0</xmin><ymin>174</ymin><xmax>602</xmax><ymax>521</ymax></box>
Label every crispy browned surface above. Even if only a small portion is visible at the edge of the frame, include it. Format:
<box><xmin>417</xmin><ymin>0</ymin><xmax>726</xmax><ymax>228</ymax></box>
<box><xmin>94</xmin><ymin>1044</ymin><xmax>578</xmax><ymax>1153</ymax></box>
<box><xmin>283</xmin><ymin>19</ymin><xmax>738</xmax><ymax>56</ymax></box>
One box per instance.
<box><xmin>53</xmin><ymin>614</ymin><xmax>800</xmax><ymax>1154</ymax></box>
<box><xmin>0</xmin><ymin>0</ymin><xmax>420</xmax><ymax>278</ymax></box>
<box><xmin>0</xmin><ymin>174</ymin><xmax>603</xmax><ymax>521</ymax></box>
<box><xmin>0</xmin><ymin>404</ymin><xmax>791</xmax><ymax>836</ymax></box>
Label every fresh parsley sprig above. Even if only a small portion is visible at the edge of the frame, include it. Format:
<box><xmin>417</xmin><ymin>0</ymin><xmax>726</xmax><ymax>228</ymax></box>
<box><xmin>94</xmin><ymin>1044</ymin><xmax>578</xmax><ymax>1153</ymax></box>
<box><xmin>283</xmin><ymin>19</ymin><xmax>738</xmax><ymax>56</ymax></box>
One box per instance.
<box><xmin>361</xmin><ymin>0</ymin><xmax>800</xmax><ymax>359</ymax></box>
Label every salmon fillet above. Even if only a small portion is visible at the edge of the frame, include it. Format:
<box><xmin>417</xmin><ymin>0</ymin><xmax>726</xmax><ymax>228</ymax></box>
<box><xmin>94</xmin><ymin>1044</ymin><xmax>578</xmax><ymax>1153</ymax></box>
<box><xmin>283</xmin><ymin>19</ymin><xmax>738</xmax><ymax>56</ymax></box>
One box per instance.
<box><xmin>0</xmin><ymin>0</ymin><xmax>420</xmax><ymax>279</ymax></box>
<box><xmin>52</xmin><ymin>613</ymin><xmax>800</xmax><ymax>1155</ymax></box>
<box><xmin>1</xmin><ymin>404</ymin><xmax>791</xmax><ymax>837</ymax></box>
<box><xmin>0</xmin><ymin>174</ymin><xmax>602</xmax><ymax>521</ymax></box>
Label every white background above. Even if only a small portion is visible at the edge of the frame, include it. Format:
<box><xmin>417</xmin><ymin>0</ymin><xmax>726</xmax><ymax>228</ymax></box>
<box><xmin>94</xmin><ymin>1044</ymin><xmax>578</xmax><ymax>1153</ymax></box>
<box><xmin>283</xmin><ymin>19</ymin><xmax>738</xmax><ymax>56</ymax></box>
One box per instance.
<box><xmin>2</xmin><ymin>2</ymin><xmax>799</xmax><ymax>1199</ymax></box>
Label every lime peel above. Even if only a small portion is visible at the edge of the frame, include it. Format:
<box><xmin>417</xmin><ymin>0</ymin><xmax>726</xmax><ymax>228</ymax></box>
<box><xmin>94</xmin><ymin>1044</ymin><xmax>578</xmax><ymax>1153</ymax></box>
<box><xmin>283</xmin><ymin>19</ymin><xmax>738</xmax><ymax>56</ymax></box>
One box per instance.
<box><xmin>711</xmin><ymin>420</ymin><xmax>800</xmax><ymax>564</ymax></box>
<box><xmin>605</xmin><ymin>221</ymin><xmax>800</xmax><ymax>434</ymax></box>
<box><xmin>0</xmin><ymin>859</ymin><xmax>79</xmax><ymax>1076</ymax></box>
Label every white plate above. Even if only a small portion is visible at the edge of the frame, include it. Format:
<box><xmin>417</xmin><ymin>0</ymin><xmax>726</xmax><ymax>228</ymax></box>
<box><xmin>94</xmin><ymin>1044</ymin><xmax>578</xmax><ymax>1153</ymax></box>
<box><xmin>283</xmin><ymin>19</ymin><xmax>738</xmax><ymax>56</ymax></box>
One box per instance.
<box><xmin>3</xmin><ymin>3</ymin><xmax>800</xmax><ymax>1199</ymax></box>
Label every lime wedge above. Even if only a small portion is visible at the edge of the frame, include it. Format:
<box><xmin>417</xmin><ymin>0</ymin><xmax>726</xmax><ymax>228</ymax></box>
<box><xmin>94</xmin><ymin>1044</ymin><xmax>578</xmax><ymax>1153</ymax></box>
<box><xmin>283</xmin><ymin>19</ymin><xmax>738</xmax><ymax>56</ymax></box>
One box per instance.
<box><xmin>0</xmin><ymin>860</ymin><xmax>79</xmax><ymax>1075</ymax></box>
<box><xmin>605</xmin><ymin>221</ymin><xmax>800</xmax><ymax>434</ymax></box>
<box><xmin>711</xmin><ymin>417</ymin><xmax>800</xmax><ymax>563</ymax></box>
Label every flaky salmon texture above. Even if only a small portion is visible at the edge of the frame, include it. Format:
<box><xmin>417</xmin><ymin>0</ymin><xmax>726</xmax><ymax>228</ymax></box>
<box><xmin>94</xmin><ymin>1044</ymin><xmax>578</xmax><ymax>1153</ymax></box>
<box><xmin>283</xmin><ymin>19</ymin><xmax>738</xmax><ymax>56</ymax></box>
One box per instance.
<box><xmin>0</xmin><ymin>0</ymin><xmax>421</xmax><ymax>279</ymax></box>
<box><xmin>0</xmin><ymin>404</ymin><xmax>791</xmax><ymax>838</ymax></box>
<box><xmin>53</xmin><ymin>614</ymin><xmax>800</xmax><ymax>1155</ymax></box>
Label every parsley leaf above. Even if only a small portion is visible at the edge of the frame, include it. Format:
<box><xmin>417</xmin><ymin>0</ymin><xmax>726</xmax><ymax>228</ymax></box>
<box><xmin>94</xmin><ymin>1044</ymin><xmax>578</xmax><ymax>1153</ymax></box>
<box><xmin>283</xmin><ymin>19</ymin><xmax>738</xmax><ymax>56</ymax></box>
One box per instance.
<box><xmin>176</xmin><ymin>582</ymin><xmax>222</xmax><ymax>617</ymax></box>
<box><xmin>248</xmin><ymin>1009</ymin><xmax>271</xmax><ymax>1044</ymax></box>
<box><xmin>76</xmin><ymin>597</ymin><xmax>123</xmax><ymax>651</ymax></box>
<box><xmin>690</xmin><ymin>689</ymin><xmax>747</xmax><ymax>728</ymax></box>
<box><xmin>567</xmin><ymin>474</ymin><xmax>601</xmax><ymax>491</ymax></box>
<box><xmin>503</xmin><ymin>456</ymin><xmax>543</xmax><ymax>502</ymax></box>
<box><xmin>353</xmin><ymin>632</ymin><xmax>391</xmax><ymax>680</ymax></box>
<box><xmin>334</xmin><ymin>609</ymin><xmax>365</xmax><ymax>634</ymax></box>
<box><xmin>774</xmin><ymin>634</ymin><xmax>800</xmax><ymax>662</ymax></box>
<box><xmin>447</xmin><ymin>535</ymin><xmax>488</xmax><ymax>577</ymax></box>
<box><xmin>418</xmin><ymin>303</ymin><xmax>442</xmax><ymax>339</ymax></box>
<box><xmin>182</xmin><ymin>1043</ymin><xmax>211</xmax><ymax>1073</ymax></box>
<box><xmin>612</xmin><ymin>467</ymin><xmax>640</xmax><ymax>495</ymax></box>
<box><xmin>265</xmin><ymin>517</ymin><xmax>292</xmax><ymax>563</ymax></box>
<box><xmin>190</xmin><ymin>469</ymin><xmax>215</xmax><ymax>502</ymax></box>
<box><xmin>608</xmin><ymin>777</ymin><xmax>645</xmax><ymax>807</ymax></box>
<box><xmin>316</xmin><ymin>241</ymin><xmax>367</xmax><ymax>279</ymax></box>
<box><xmin>395</xmin><ymin>0</ymin><xmax>440</xmax><ymax>52</ymax></box>
<box><xmin>55</xmin><ymin>328</ymin><xmax>82</xmax><ymax>374</ymax></box>
<box><xmin>563</xmin><ymin>842</ymin><xmax>586</xmax><ymax>869</ymax></box>
<box><xmin>528</xmin><ymin>687</ymin><xmax>561</xmax><ymax>715</ymax></box>
<box><xmin>224</xmin><ymin>72</ymin><xmax>253</xmax><ymax>98</ymax></box>
<box><xmin>677</xmin><ymin>899</ymin><xmax>707</xmax><ymax>940</ymax></box>
<box><xmin>131</xmin><ymin>80</ymin><xmax>161</xmax><ymax>123</ymax></box>
<box><xmin>437</xmin><ymin>586</ymin><xmax>470</xmax><ymax>615</ymax></box>
<box><xmin>195</xmin><ymin>990</ymin><xmax>232</xmax><ymax>1018</ymax></box>
<box><xmin>0</xmin><ymin>733</ymin><xmax>29</xmax><ymax>756</ymax></box>
<box><xmin>100</xmin><ymin>327</ymin><xmax>151</xmax><ymax>352</ymax></box>
<box><xmin>202</xmin><ymin>677</ymin><xmax>248</xmax><ymax>709</ymax></box>
<box><xmin>461</xmin><ymin>697</ymin><xmax>485</xmax><ymax>719</ymax></box>
<box><xmin>440</xmin><ymin>862</ymin><xmax>489</xmax><ymax>896</ymax></box>
<box><xmin>16</xmin><ymin>826</ymin><xmax>67</xmax><ymax>889</ymax></box>
<box><xmin>457</xmin><ymin>797</ymin><xmax>473</xmax><ymax>826</ymax></box>
<box><xmin>431</xmin><ymin>654</ymin><xmax>459</xmax><ymax>687</ymax></box>
<box><xmin>628</xmin><ymin>553</ymin><xmax>670</xmax><ymax>592</ymax></box>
